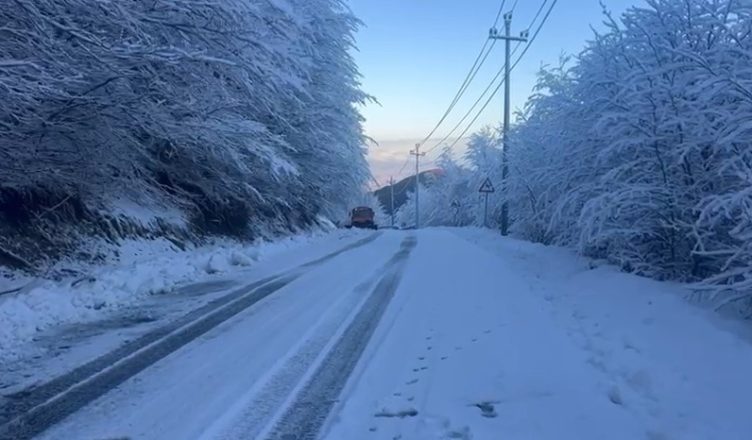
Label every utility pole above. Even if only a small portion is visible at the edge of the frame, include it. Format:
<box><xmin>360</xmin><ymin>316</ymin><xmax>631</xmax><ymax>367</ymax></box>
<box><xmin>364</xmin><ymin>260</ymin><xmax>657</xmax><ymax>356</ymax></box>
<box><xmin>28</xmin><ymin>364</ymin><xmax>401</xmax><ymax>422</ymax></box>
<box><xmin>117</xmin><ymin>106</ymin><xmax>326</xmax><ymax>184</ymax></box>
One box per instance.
<box><xmin>389</xmin><ymin>176</ymin><xmax>395</xmax><ymax>227</ymax></box>
<box><xmin>489</xmin><ymin>13</ymin><xmax>528</xmax><ymax>236</ymax></box>
<box><xmin>410</xmin><ymin>143</ymin><xmax>426</xmax><ymax>229</ymax></box>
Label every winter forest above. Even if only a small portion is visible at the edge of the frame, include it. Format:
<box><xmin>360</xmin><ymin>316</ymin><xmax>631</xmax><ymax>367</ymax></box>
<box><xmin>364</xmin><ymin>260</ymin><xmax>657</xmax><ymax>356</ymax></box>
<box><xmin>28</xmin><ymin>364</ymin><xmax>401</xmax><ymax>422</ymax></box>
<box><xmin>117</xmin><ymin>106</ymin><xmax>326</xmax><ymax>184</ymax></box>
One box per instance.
<box><xmin>2</xmin><ymin>0</ymin><xmax>751</xmax><ymax>309</ymax></box>
<box><xmin>0</xmin><ymin>0</ymin><xmax>370</xmax><ymax>269</ymax></box>
<box><xmin>398</xmin><ymin>0</ymin><xmax>752</xmax><ymax>308</ymax></box>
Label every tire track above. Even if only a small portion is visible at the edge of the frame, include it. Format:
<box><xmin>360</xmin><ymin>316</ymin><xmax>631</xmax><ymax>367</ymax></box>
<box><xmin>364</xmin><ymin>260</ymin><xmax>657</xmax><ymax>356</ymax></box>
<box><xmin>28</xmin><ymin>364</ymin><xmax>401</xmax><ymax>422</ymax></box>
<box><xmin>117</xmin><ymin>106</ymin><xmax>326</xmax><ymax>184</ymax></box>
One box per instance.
<box><xmin>205</xmin><ymin>272</ymin><xmax>384</xmax><ymax>440</ymax></box>
<box><xmin>264</xmin><ymin>235</ymin><xmax>417</xmax><ymax>440</ymax></box>
<box><xmin>0</xmin><ymin>232</ymin><xmax>382</xmax><ymax>440</ymax></box>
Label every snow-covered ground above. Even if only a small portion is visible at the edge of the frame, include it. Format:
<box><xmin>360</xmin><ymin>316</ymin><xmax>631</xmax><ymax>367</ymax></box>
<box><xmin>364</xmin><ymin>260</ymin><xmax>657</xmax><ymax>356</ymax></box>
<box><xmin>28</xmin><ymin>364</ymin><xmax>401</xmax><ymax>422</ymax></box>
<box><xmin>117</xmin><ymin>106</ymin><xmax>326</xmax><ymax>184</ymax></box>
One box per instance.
<box><xmin>0</xmin><ymin>226</ymin><xmax>367</xmax><ymax>364</ymax></box>
<box><xmin>30</xmin><ymin>231</ymin><xmax>407</xmax><ymax>440</ymax></box>
<box><xmin>324</xmin><ymin>228</ymin><xmax>752</xmax><ymax>440</ymax></box>
<box><xmin>3</xmin><ymin>228</ymin><xmax>751</xmax><ymax>440</ymax></box>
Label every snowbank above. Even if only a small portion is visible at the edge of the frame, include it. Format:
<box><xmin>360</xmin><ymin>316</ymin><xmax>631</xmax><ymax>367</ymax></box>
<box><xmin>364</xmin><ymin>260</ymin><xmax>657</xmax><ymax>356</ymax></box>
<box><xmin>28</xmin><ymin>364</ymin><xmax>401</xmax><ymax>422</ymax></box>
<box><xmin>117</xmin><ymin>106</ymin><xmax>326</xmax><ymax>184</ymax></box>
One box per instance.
<box><xmin>0</xmin><ymin>226</ymin><xmax>348</xmax><ymax>362</ymax></box>
<box><xmin>327</xmin><ymin>228</ymin><xmax>752</xmax><ymax>439</ymax></box>
<box><xmin>448</xmin><ymin>227</ymin><xmax>752</xmax><ymax>439</ymax></box>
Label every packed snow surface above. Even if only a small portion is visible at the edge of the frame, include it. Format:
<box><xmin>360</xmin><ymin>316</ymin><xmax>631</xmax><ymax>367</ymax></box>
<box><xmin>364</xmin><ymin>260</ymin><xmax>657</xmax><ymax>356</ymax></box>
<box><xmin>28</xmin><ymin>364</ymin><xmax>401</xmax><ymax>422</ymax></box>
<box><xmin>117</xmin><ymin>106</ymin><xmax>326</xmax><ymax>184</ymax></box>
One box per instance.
<box><xmin>4</xmin><ymin>228</ymin><xmax>751</xmax><ymax>440</ymax></box>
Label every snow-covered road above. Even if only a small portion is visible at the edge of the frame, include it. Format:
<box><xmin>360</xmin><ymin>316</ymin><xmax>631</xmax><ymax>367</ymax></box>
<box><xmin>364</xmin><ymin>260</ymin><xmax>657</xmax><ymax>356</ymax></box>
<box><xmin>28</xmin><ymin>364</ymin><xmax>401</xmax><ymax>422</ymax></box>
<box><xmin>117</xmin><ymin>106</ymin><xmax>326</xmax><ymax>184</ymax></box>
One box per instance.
<box><xmin>2</xmin><ymin>229</ymin><xmax>751</xmax><ymax>440</ymax></box>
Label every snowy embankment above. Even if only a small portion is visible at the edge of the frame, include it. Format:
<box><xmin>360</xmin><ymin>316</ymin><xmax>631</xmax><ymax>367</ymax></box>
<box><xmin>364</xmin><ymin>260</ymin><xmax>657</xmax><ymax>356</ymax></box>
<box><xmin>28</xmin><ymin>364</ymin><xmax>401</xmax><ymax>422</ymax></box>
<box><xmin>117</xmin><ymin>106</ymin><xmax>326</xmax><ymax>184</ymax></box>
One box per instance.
<box><xmin>0</xmin><ymin>226</ymin><xmax>358</xmax><ymax>362</ymax></box>
<box><xmin>452</xmin><ymin>228</ymin><xmax>752</xmax><ymax>439</ymax></box>
<box><xmin>326</xmin><ymin>228</ymin><xmax>752</xmax><ymax>440</ymax></box>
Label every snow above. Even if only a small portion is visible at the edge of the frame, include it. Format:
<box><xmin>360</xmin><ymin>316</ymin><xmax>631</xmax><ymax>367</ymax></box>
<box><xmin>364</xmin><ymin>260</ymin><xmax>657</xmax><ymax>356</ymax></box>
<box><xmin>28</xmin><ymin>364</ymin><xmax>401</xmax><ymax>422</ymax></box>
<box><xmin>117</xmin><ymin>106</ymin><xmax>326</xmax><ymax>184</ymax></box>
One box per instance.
<box><xmin>323</xmin><ymin>228</ymin><xmax>752</xmax><ymax>440</ymax></box>
<box><xmin>391</xmin><ymin>0</ymin><xmax>752</xmax><ymax>309</ymax></box>
<box><xmin>4</xmin><ymin>228</ymin><xmax>752</xmax><ymax>440</ymax></box>
<box><xmin>104</xmin><ymin>197</ymin><xmax>188</xmax><ymax>228</ymax></box>
<box><xmin>35</xmin><ymin>232</ymin><xmax>407</xmax><ymax>440</ymax></box>
<box><xmin>0</xmin><ymin>228</ymin><xmax>364</xmax><ymax>364</ymax></box>
<box><xmin>0</xmin><ymin>0</ymin><xmax>371</xmax><ymax>244</ymax></box>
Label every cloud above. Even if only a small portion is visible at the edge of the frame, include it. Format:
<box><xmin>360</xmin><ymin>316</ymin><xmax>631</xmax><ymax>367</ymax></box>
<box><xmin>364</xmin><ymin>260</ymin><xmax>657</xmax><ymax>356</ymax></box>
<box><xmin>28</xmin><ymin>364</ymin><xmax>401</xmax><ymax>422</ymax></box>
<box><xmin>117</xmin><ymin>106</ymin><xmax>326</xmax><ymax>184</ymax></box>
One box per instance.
<box><xmin>366</xmin><ymin>137</ymin><xmax>468</xmax><ymax>188</ymax></box>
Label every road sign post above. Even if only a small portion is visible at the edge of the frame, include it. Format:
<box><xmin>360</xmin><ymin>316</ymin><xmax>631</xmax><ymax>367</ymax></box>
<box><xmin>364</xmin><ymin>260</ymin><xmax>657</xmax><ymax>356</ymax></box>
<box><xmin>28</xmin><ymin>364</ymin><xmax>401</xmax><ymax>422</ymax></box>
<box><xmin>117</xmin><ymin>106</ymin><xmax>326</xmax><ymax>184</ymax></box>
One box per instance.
<box><xmin>484</xmin><ymin>193</ymin><xmax>489</xmax><ymax>227</ymax></box>
<box><xmin>451</xmin><ymin>199</ymin><xmax>461</xmax><ymax>226</ymax></box>
<box><xmin>478</xmin><ymin>178</ymin><xmax>495</xmax><ymax>228</ymax></box>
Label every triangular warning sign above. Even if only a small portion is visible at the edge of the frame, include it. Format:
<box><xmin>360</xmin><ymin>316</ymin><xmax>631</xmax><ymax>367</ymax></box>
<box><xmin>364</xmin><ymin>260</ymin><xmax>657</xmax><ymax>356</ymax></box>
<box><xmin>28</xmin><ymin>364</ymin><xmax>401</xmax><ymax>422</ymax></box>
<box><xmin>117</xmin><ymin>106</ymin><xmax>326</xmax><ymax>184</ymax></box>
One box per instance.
<box><xmin>478</xmin><ymin>177</ymin><xmax>495</xmax><ymax>193</ymax></box>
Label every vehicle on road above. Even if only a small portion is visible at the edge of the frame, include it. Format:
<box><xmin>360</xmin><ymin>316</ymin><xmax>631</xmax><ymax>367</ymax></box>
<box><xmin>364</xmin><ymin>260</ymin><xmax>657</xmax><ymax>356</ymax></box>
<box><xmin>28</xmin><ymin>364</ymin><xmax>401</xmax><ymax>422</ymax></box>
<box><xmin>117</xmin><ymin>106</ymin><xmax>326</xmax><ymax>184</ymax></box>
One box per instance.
<box><xmin>347</xmin><ymin>206</ymin><xmax>378</xmax><ymax>230</ymax></box>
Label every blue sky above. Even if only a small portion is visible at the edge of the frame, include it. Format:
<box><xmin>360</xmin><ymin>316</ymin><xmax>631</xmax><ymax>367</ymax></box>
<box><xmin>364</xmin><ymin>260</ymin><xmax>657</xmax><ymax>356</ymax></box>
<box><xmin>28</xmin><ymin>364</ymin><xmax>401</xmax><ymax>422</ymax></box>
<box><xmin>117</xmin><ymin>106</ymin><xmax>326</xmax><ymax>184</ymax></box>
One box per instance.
<box><xmin>347</xmin><ymin>0</ymin><xmax>636</xmax><ymax>184</ymax></box>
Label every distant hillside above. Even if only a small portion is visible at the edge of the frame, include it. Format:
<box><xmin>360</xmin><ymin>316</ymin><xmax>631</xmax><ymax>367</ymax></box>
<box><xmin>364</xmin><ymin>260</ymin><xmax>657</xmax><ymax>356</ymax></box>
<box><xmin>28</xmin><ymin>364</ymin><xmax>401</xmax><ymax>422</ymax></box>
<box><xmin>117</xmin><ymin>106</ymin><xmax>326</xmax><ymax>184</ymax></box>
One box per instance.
<box><xmin>374</xmin><ymin>169</ymin><xmax>443</xmax><ymax>214</ymax></box>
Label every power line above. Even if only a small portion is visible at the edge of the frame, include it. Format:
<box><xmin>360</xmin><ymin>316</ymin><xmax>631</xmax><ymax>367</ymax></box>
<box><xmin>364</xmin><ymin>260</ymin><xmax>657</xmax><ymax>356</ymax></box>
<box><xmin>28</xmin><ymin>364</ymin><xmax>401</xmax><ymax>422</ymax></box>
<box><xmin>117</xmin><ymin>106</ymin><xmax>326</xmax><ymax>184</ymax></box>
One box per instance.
<box><xmin>417</xmin><ymin>42</ymin><xmax>493</xmax><ymax>146</ymax></box>
<box><xmin>424</xmin><ymin>42</ymin><xmax>522</xmax><ymax>155</ymax></box>
<box><xmin>527</xmin><ymin>0</ymin><xmax>550</xmax><ymax>33</ymax></box>
<box><xmin>429</xmin><ymin>0</ymin><xmax>557</xmax><ymax>154</ymax></box>
<box><xmin>389</xmin><ymin>0</ymin><xmax>555</xmax><ymax>224</ymax></box>
<box><xmin>493</xmin><ymin>0</ymin><xmax>508</xmax><ymax>27</ymax></box>
<box><xmin>424</xmin><ymin>2</ymin><xmax>548</xmax><ymax>156</ymax></box>
<box><xmin>448</xmin><ymin>0</ymin><xmax>559</xmax><ymax>150</ymax></box>
<box><xmin>371</xmin><ymin>175</ymin><xmax>382</xmax><ymax>189</ymax></box>
<box><xmin>396</xmin><ymin>155</ymin><xmax>411</xmax><ymax>178</ymax></box>
<box><xmin>395</xmin><ymin>0</ymin><xmax>553</xmax><ymax>182</ymax></box>
<box><xmin>524</xmin><ymin>0</ymin><xmax>558</xmax><ymax>52</ymax></box>
<box><xmin>453</xmin><ymin>40</ymin><xmax>498</xmax><ymax>112</ymax></box>
<box><xmin>416</xmin><ymin>0</ymin><xmax>509</xmax><ymax>147</ymax></box>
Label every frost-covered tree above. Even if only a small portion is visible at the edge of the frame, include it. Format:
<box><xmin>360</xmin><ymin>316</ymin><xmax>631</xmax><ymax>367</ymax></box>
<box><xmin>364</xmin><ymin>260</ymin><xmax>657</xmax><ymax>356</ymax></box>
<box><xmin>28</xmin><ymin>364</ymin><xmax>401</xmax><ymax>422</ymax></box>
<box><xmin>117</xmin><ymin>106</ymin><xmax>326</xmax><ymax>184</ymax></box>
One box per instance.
<box><xmin>391</xmin><ymin>143</ymin><xmax>499</xmax><ymax>228</ymax></box>
<box><xmin>463</xmin><ymin>128</ymin><xmax>504</xmax><ymax>228</ymax></box>
<box><xmin>501</xmin><ymin>0</ymin><xmax>752</xmax><ymax>309</ymax></box>
<box><xmin>0</xmin><ymin>0</ymin><xmax>370</xmax><ymax>265</ymax></box>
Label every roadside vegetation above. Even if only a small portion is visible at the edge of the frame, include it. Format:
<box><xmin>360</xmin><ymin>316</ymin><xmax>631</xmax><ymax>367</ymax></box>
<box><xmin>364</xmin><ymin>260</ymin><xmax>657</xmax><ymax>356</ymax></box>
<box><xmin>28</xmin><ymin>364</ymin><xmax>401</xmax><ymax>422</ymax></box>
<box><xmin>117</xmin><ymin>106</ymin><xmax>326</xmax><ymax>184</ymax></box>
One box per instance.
<box><xmin>0</xmin><ymin>0</ymin><xmax>370</xmax><ymax>272</ymax></box>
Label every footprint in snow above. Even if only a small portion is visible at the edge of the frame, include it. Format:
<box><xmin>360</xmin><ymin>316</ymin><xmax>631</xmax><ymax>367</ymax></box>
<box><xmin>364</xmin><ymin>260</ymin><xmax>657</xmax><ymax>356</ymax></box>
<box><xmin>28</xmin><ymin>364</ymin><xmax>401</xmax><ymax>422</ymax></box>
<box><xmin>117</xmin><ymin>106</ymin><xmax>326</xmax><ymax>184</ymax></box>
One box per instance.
<box><xmin>374</xmin><ymin>408</ymin><xmax>419</xmax><ymax>418</ymax></box>
<box><xmin>623</xmin><ymin>341</ymin><xmax>641</xmax><ymax>353</ymax></box>
<box><xmin>474</xmin><ymin>401</ymin><xmax>498</xmax><ymax>418</ymax></box>
<box><xmin>608</xmin><ymin>386</ymin><xmax>624</xmax><ymax>406</ymax></box>
<box><xmin>406</xmin><ymin>378</ymin><xmax>419</xmax><ymax>385</ymax></box>
<box><xmin>446</xmin><ymin>427</ymin><xmax>473</xmax><ymax>439</ymax></box>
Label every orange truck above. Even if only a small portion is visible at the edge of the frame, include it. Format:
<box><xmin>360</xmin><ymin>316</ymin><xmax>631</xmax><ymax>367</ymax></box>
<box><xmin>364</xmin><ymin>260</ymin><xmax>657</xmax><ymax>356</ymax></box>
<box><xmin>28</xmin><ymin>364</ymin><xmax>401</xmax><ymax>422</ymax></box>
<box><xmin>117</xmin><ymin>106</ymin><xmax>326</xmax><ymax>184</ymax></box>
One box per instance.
<box><xmin>347</xmin><ymin>206</ymin><xmax>378</xmax><ymax>230</ymax></box>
